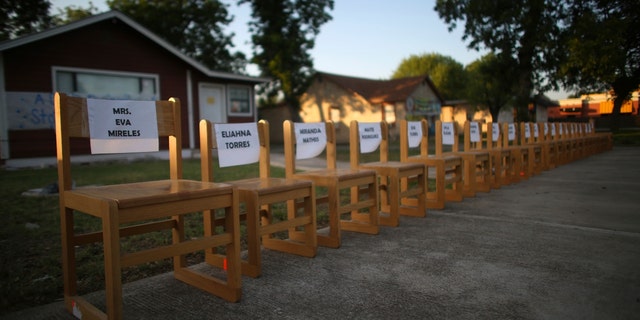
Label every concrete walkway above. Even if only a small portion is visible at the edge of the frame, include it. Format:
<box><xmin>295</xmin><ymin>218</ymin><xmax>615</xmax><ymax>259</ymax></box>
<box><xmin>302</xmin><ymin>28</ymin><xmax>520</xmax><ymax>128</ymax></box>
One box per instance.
<box><xmin>3</xmin><ymin>147</ymin><xmax>640</xmax><ymax>319</ymax></box>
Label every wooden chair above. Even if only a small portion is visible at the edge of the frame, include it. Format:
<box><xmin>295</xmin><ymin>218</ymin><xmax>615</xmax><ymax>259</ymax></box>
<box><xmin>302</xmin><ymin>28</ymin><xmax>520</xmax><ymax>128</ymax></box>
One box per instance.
<box><xmin>502</xmin><ymin>122</ymin><xmax>531</xmax><ymax>183</ymax></box>
<box><xmin>486</xmin><ymin>122</ymin><xmax>512</xmax><ymax>188</ymax></box>
<box><xmin>349</xmin><ymin>120</ymin><xmax>427</xmax><ymax>227</ymax></box>
<box><xmin>399</xmin><ymin>119</ymin><xmax>463</xmax><ymax>210</ymax></box>
<box><xmin>456</xmin><ymin>121</ymin><xmax>492</xmax><ymax>197</ymax></box>
<box><xmin>283</xmin><ymin>120</ymin><xmax>379</xmax><ymax>248</ymax></box>
<box><xmin>200</xmin><ymin>119</ymin><xmax>316</xmax><ymax>278</ymax></box>
<box><xmin>520</xmin><ymin>122</ymin><xmax>543</xmax><ymax>175</ymax></box>
<box><xmin>541</xmin><ymin>122</ymin><xmax>559</xmax><ymax>169</ymax></box>
<box><xmin>55</xmin><ymin>93</ymin><xmax>241</xmax><ymax>320</ymax></box>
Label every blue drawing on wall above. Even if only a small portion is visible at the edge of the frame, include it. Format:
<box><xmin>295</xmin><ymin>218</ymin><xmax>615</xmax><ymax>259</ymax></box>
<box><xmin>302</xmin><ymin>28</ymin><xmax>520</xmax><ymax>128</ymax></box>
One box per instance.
<box><xmin>6</xmin><ymin>92</ymin><xmax>56</xmax><ymax>130</ymax></box>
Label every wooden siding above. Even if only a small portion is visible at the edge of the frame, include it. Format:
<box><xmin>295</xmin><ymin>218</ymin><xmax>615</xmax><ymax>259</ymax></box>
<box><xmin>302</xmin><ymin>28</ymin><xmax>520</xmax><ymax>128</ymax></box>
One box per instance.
<box><xmin>4</xmin><ymin>20</ymin><xmax>188</xmax><ymax>158</ymax></box>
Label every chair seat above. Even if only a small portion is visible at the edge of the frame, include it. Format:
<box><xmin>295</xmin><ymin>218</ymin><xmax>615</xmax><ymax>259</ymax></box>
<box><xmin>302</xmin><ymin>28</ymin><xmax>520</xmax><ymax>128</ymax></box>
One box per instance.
<box><xmin>66</xmin><ymin>179</ymin><xmax>233</xmax><ymax>209</ymax></box>
<box><xmin>295</xmin><ymin>168</ymin><xmax>376</xmax><ymax>182</ymax></box>
<box><xmin>227</xmin><ymin>177</ymin><xmax>312</xmax><ymax>195</ymax></box>
<box><xmin>407</xmin><ymin>154</ymin><xmax>462</xmax><ymax>165</ymax></box>
<box><xmin>360</xmin><ymin>161</ymin><xmax>424</xmax><ymax>171</ymax></box>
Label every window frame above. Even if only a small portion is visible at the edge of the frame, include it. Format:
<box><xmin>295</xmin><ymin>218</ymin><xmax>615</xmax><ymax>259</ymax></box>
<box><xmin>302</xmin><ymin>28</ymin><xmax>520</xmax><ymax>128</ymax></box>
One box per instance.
<box><xmin>226</xmin><ymin>85</ymin><xmax>253</xmax><ymax>116</ymax></box>
<box><xmin>51</xmin><ymin>66</ymin><xmax>160</xmax><ymax>100</ymax></box>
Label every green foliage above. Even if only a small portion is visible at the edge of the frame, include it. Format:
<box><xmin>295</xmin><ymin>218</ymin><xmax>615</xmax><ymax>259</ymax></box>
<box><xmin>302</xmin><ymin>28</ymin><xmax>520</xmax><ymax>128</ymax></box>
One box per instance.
<box><xmin>435</xmin><ymin>0</ymin><xmax>640</xmax><ymax>128</ymax></box>
<box><xmin>51</xmin><ymin>1</ymin><xmax>101</xmax><ymax>25</ymax></box>
<box><xmin>0</xmin><ymin>0</ymin><xmax>53</xmax><ymax>41</ymax></box>
<box><xmin>554</xmin><ymin>0</ymin><xmax>640</xmax><ymax>132</ymax></box>
<box><xmin>465</xmin><ymin>53</ymin><xmax>516</xmax><ymax>121</ymax></box>
<box><xmin>240</xmin><ymin>0</ymin><xmax>334</xmax><ymax>110</ymax></box>
<box><xmin>435</xmin><ymin>0</ymin><xmax>565</xmax><ymax>121</ymax></box>
<box><xmin>107</xmin><ymin>0</ymin><xmax>246</xmax><ymax>73</ymax></box>
<box><xmin>391</xmin><ymin>53</ymin><xmax>467</xmax><ymax>101</ymax></box>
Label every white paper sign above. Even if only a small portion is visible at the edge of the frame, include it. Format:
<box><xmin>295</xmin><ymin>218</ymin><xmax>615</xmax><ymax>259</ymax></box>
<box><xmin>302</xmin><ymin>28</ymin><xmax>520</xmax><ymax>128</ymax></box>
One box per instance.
<box><xmin>533</xmin><ymin>124</ymin><xmax>539</xmax><ymax>137</ymax></box>
<box><xmin>469</xmin><ymin>122</ymin><xmax>481</xmax><ymax>142</ymax></box>
<box><xmin>87</xmin><ymin>99</ymin><xmax>158</xmax><ymax>154</ymax></box>
<box><xmin>508</xmin><ymin>123</ymin><xmax>516</xmax><ymax>141</ymax></box>
<box><xmin>214</xmin><ymin>122</ymin><xmax>260</xmax><ymax>167</ymax></box>
<box><xmin>442</xmin><ymin>122</ymin><xmax>455</xmax><ymax>145</ymax></box>
<box><xmin>559</xmin><ymin>124</ymin><xmax>564</xmax><ymax>135</ymax></box>
<box><xmin>295</xmin><ymin>122</ymin><xmax>327</xmax><ymax>160</ymax></box>
<box><xmin>524</xmin><ymin>123</ymin><xmax>531</xmax><ymax>138</ymax></box>
<box><xmin>407</xmin><ymin>121</ymin><xmax>422</xmax><ymax>148</ymax></box>
<box><xmin>544</xmin><ymin>123</ymin><xmax>549</xmax><ymax>135</ymax></box>
<box><xmin>358</xmin><ymin>122</ymin><xmax>382</xmax><ymax>153</ymax></box>
<box><xmin>551</xmin><ymin>124</ymin><xmax>556</xmax><ymax>136</ymax></box>
<box><xmin>492</xmin><ymin>123</ymin><xmax>500</xmax><ymax>142</ymax></box>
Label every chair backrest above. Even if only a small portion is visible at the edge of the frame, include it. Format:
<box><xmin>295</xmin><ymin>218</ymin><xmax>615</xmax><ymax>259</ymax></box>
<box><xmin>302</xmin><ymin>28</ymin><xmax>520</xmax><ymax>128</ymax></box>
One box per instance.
<box><xmin>486</xmin><ymin>122</ymin><xmax>502</xmax><ymax>150</ymax></box>
<box><xmin>502</xmin><ymin>122</ymin><xmax>518</xmax><ymax>147</ymax></box>
<box><xmin>400</xmin><ymin>119</ymin><xmax>429</xmax><ymax>161</ymax></box>
<box><xmin>520</xmin><ymin>122</ymin><xmax>533</xmax><ymax>145</ymax></box>
<box><xmin>436</xmin><ymin>121</ymin><xmax>458</xmax><ymax>155</ymax></box>
<box><xmin>350</xmin><ymin>120</ymin><xmax>387</xmax><ymax>167</ymax></box>
<box><xmin>464</xmin><ymin>121</ymin><xmax>483</xmax><ymax>151</ymax></box>
<box><xmin>200</xmin><ymin>119</ymin><xmax>270</xmax><ymax>182</ymax></box>
<box><xmin>54</xmin><ymin>92</ymin><xmax>182</xmax><ymax>194</ymax></box>
<box><xmin>283</xmin><ymin>120</ymin><xmax>336</xmax><ymax>177</ymax></box>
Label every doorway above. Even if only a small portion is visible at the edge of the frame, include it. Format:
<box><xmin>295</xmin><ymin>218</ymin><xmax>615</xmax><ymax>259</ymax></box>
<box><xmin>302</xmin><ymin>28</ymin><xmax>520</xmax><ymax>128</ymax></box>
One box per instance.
<box><xmin>199</xmin><ymin>83</ymin><xmax>225</xmax><ymax>123</ymax></box>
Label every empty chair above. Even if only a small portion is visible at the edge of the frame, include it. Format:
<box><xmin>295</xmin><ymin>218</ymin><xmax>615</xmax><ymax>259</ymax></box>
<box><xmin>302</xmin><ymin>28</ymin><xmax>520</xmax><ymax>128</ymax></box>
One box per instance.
<box><xmin>283</xmin><ymin>120</ymin><xmax>379</xmax><ymax>248</ymax></box>
<box><xmin>55</xmin><ymin>93</ymin><xmax>241</xmax><ymax>319</ymax></box>
<box><xmin>200</xmin><ymin>119</ymin><xmax>317</xmax><ymax>278</ymax></box>
<box><xmin>350</xmin><ymin>120</ymin><xmax>427</xmax><ymax>227</ymax></box>
<box><xmin>520</xmin><ymin>122</ymin><xmax>544</xmax><ymax>174</ymax></box>
<box><xmin>486</xmin><ymin>122</ymin><xmax>512</xmax><ymax>188</ymax></box>
<box><xmin>399</xmin><ymin>119</ymin><xmax>463</xmax><ymax>210</ymax></box>
<box><xmin>453</xmin><ymin>120</ymin><xmax>492</xmax><ymax>197</ymax></box>
<box><xmin>502</xmin><ymin>122</ymin><xmax>531</xmax><ymax>183</ymax></box>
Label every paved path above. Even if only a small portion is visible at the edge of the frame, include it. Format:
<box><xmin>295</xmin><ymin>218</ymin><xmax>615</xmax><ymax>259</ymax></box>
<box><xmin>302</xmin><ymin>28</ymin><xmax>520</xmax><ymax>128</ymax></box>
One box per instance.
<box><xmin>4</xmin><ymin>147</ymin><xmax>640</xmax><ymax>319</ymax></box>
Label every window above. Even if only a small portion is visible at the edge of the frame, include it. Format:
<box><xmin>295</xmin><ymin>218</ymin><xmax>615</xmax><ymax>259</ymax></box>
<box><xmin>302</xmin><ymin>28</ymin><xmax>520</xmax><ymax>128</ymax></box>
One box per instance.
<box><xmin>384</xmin><ymin>104</ymin><xmax>396</xmax><ymax>124</ymax></box>
<box><xmin>330</xmin><ymin>106</ymin><xmax>340</xmax><ymax>122</ymax></box>
<box><xmin>227</xmin><ymin>85</ymin><xmax>252</xmax><ymax>116</ymax></box>
<box><xmin>53</xmin><ymin>67</ymin><xmax>158</xmax><ymax>100</ymax></box>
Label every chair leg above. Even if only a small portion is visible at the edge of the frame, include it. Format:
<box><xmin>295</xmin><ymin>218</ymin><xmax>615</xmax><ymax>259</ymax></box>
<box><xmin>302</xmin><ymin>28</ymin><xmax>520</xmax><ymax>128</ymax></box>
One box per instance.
<box><xmin>317</xmin><ymin>185</ymin><xmax>341</xmax><ymax>248</ymax></box>
<box><xmin>103</xmin><ymin>201</ymin><xmax>123</xmax><ymax>319</ymax></box>
<box><xmin>427</xmin><ymin>162</ymin><xmax>446</xmax><ymax>210</ymax></box>
<box><xmin>379</xmin><ymin>173</ymin><xmax>400</xmax><ymax>227</ymax></box>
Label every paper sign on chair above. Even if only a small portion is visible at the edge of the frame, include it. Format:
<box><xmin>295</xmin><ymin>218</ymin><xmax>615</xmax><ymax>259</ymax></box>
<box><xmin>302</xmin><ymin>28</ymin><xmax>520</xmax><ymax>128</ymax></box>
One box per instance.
<box><xmin>294</xmin><ymin>122</ymin><xmax>327</xmax><ymax>159</ymax></box>
<box><xmin>87</xmin><ymin>98</ymin><xmax>158</xmax><ymax>154</ymax></box>
<box><xmin>214</xmin><ymin>122</ymin><xmax>260</xmax><ymax>167</ymax></box>
<box><xmin>357</xmin><ymin>122</ymin><xmax>382</xmax><ymax>153</ymax></box>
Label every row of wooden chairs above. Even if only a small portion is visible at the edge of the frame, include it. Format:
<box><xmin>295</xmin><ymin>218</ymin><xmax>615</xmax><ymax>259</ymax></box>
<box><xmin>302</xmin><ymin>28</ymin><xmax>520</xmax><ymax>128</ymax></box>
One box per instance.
<box><xmin>55</xmin><ymin>93</ymin><xmax>428</xmax><ymax>319</ymax></box>
<box><xmin>54</xmin><ymin>92</ymin><xmax>611</xmax><ymax>319</ymax></box>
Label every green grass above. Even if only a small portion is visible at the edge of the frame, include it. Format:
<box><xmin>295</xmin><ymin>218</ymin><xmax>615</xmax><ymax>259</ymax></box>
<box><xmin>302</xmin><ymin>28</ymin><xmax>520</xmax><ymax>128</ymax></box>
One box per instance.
<box><xmin>0</xmin><ymin>158</ymin><xmax>280</xmax><ymax>315</ymax></box>
<box><xmin>612</xmin><ymin>130</ymin><xmax>640</xmax><ymax>145</ymax></box>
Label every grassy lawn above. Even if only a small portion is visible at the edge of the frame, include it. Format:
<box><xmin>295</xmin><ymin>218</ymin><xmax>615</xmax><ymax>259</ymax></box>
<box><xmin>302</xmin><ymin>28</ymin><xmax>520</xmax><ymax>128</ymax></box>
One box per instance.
<box><xmin>0</xmin><ymin>158</ymin><xmax>283</xmax><ymax>314</ymax></box>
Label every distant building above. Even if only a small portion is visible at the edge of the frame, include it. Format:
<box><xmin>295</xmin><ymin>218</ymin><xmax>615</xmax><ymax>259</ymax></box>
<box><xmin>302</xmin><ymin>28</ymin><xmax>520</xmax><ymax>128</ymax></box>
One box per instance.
<box><xmin>297</xmin><ymin>71</ymin><xmax>444</xmax><ymax>143</ymax></box>
<box><xmin>551</xmin><ymin>91</ymin><xmax>639</xmax><ymax>119</ymax></box>
<box><xmin>0</xmin><ymin>11</ymin><xmax>268</xmax><ymax>162</ymax></box>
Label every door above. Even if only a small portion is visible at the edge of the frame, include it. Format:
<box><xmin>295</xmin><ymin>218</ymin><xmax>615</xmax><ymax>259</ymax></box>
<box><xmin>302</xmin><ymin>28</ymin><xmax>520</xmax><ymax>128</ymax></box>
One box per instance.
<box><xmin>199</xmin><ymin>83</ymin><xmax>225</xmax><ymax>123</ymax></box>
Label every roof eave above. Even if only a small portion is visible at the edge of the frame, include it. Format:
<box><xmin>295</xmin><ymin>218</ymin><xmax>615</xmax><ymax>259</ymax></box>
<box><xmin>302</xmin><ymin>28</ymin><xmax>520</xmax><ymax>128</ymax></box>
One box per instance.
<box><xmin>0</xmin><ymin>11</ymin><xmax>270</xmax><ymax>84</ymax></box>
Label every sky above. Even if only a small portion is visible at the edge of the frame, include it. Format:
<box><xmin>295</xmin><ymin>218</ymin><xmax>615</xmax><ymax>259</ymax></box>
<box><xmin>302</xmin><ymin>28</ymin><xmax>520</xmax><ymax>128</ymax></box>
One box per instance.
<box><xmin>49</xmin><ymin>0</ymin><xmax>566</xmax><ymax>99</ymax></box>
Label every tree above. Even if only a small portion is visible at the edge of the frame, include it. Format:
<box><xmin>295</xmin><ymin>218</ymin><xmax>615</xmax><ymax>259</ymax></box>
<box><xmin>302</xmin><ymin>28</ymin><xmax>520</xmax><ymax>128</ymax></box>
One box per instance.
<box><xmin>435</xmin><ymin>0</ymin><xmax>564</xmax><ymax>121</ymax></box>
<box><xmin>554</xmin><ymin>0</ymin><xmax>640</xmax><ymax>132</ymax></box>
<box><xmin>107</xmin><ymin>0</ymin><xmax>246</xmax><ymax>73</ymax></box>
<box><xmin>240</xmin><ymin>0</ymin><xmax>334</xmax><ymax>115</ymax></box>
<box><xmin>391</xmin><ymin>53</ymin><xmax>467</xmax><ymax>101</ymax></box>
<box><xmin>51</xmin><ymin>1</ymin><xmax>101</xmax><ymax>25</ymax></box>
<box><xmin>465</xmin><ymin>53</ymin><xmax>517</xmax><ymax>121</ymax></box>
<box><xmin>0</xmin><ymin>0</ymin><xmax>53</xmax><ymax>41</ymax></box>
